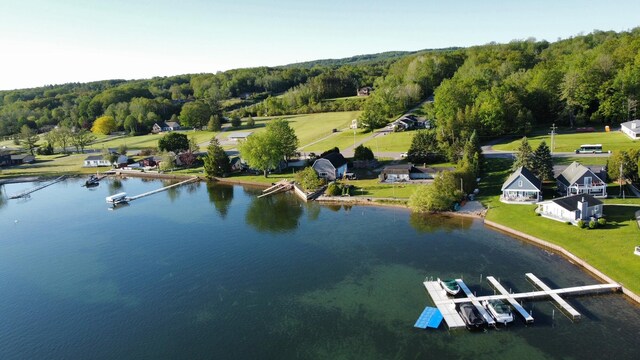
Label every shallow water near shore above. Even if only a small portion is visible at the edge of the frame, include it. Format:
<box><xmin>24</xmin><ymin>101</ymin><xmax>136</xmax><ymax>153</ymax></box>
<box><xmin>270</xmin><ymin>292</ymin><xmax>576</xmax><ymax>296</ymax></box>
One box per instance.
<box><xmin>0</xmin><ymin>178</ymin><xmax>639</xmax><ymax>359</ymax></box>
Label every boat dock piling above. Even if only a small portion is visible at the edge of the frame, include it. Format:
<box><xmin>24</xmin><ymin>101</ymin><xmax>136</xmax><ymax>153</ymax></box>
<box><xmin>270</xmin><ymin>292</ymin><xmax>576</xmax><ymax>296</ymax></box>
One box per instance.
<box><xmin>486</xmin><ymin>276</ymin><xmax>534</xmax><ymax>323</ymax></box>
<box><xmin>9</xmin><ymin>176</ymin><xmax>66</xmax><ymax>199</ymax></box>
<box><xmin>125</xmin><ymin>177</ymin><xmax>198</xmax><ymax>202</ymax></box>
<box><xmin>423</xmin><ymin>273</ymin><xmax>621</xmax><ymax>330</ymax></box>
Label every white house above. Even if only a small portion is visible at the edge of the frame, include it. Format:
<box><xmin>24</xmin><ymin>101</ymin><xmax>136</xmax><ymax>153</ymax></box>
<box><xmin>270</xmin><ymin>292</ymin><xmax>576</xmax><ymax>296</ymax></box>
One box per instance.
<box><xmin>620</xmin><ymin>119</ymin><xmax>640</xmax><ymax>140</ymax></box>
<box><xmin>536</xmin><ymin>194</ymin><xmax>603</xmax><ymax>225</ymax></box>
<box><xmin>227</xmin><ymin>131</ymin><xmax>253</xmax><ymax>142</ymax></box>
<box><xmin>83</xmin><ymin>155</ymin><xmax>112</xmax><ymax>167</ymax></box>
<box><xmin>152</xmin><ymin>121</ymin><xmax>181</xmax><ymax>134</ymax></box>
<box><xmin>312</xmin><ymin>152</ymin><xmax>347</xmax><ymax>181</ymax></box>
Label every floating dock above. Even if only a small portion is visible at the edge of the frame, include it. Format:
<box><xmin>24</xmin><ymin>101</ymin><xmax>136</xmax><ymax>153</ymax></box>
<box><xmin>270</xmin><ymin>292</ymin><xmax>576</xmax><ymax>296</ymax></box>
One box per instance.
<box><xmin>455</xmin><ymin>279</ymin><xmax>496</xmax><ymax>327</ymax></box>
<box><xmin>125</xmin><ymin>177</ymin><xmax>198</xmax><ymax>202</ymax></box>
<box><xmin>258</xmin><ymin>180</ymin><xmax>293</xmax><ymax>198</ymax></box>
<box><xmin>9</xmin><ymin>176</ymin><xmax>66</xmax><ymax>199</ymax></box>
<box><xmin>423</xmin><ymin>274</ymin><xmax>621</xmax><ymax>330</ymax></box>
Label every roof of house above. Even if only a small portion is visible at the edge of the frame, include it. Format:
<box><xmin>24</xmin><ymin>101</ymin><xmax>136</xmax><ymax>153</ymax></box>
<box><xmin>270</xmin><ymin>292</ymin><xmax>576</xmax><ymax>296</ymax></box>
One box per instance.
<box><xmin>84</xmin><ymin>155</ymin><xmax>105</xmax><ymax>161</ymax></box>
<box><xmin>321</xmin><ymin>152</ymin><xmax>347</xmax><ymax>168</ymax></box>
<box><xmin>228</xmin><ymin>131</ymin><xmax>253</xmax><ymax>139</ymax></box>
<box><xmin>10</xmin><ymin>154</ymin><xmax>34</xmax><ymax>160</ymax></box>
<box><xmin>165</xmin><ymin>121</ymin><xmax>180</xmax><ymax>128</ymax></box>
<box><xmin>382</xmin><ymin>164</ymin><xmax>413</xmax><ymax>174</ymax></box>
<box><xmin>621</xmin><ymin>119</ymin><xmax>640</xmax><ymax>134</ymax></box>
<box><xmin>548</xmin><ymin>193</ymin><xmax>602</xmax><ymax>212</ymax></box>
<box><xmin>501</xmin><ymin>166</ymin><xmax>542</xmax><ymax>191</ymax></box>
<box><xmin>556</xmin><ymin>162</ymin><xmax>604</xmax><ymax>186</ymax></box>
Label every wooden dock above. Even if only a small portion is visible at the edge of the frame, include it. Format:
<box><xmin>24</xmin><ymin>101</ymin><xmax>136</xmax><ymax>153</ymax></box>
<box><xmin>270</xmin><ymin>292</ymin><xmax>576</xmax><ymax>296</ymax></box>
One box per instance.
<box><xmin>423</xmin><ymin>273</ymin><xmax>621</xmax><ymax>330</ymax></box>
<box><xmin>258</xmin><ymin>180</ymin><xmax>293</xmax><ymax>198</ymax></box>
<box><xmin>9</xmin><ymin>176</ymin><xmax>66</xmax><ymax>199</ymax></box>
<box><xmin>126</xmin><ymin>177</ymin><xmax>198</xmax><ymax>202</ymax></box>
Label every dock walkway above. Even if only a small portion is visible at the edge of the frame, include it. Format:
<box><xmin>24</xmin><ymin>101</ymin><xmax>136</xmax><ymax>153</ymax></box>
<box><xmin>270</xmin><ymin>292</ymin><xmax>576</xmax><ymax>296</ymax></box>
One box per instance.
<box><xmin>9</xmin><ymin>176</ymin><xmax>66</xmax><ymax>199</ymax></box>
<box><xmin>126</xmin><ymin>177</ymin><xmax>198</xmax><ymax>202</ymax></box>
<box><xmin>486</xmin><ymin>276</ymin><xmax>534</xmax><ymax>323</ymax></box>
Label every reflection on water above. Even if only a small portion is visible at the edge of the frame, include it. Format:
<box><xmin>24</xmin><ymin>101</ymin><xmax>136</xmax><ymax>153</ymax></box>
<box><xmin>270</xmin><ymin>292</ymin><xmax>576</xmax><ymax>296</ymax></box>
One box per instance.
<box><xmin>108</xmin><ymin>178</ymin><xmax>123</xmax><ymax>193</ymax></box>
<box><xmin>409</xmin><ymin>212</ymin><xmax>473</xmax><ymax>233</ymax></box>
<box><xmin>245</xmin><ymin>194</ymin><xmax>303</xmax><ymax>232</ymax></box>
<box><xmin>206</xmin><ymin>183</ymin><xmax>234</xmax><ymax>218</ymax></box>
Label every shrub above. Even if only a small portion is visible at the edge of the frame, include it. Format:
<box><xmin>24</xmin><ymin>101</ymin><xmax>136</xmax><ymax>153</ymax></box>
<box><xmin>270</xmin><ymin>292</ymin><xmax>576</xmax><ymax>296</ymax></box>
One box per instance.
<box><xmin>295</xmin><ymin>167</ymin><xmax>323</xmax><ymax>192</ymax></box>
<box><xmin>326</xmin><ymin>182</ymin><xmax>341</xmax><ymax>196</ymax></box>
<box><xmin>597</xmin><ymin>217</ymin><xmax>606</xmax><ymax>226</ymax></box>
<box><xmin>566</xmin><ymin>221</ymin><xmax>572</xmax><ymax>225</ymax></box>
<box><xmin>588</xmin><ymin>220</ymin><xmax>597</xmax><ymax>229</ymax></box>
<box><xmin>576</xmin><ymin>219</ymin><xmax>585</xmax><ymax>228</ymax></box>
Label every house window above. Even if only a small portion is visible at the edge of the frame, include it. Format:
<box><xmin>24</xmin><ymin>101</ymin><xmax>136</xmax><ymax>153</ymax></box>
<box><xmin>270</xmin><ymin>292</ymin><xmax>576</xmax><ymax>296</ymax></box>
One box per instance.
<box><xmin>584</xmin><ymin>176</ymin><xmax>592</xmax><ymax>186</ymax></box>
<box><xmin>518</xmin><ymin>180</ymin><xmax>523</xmax><ymax>187</ymax></box>
<box><xmin>593</xmin><ymin>205</ymin><xmax>598</xmax><ymax>212</ymax></box>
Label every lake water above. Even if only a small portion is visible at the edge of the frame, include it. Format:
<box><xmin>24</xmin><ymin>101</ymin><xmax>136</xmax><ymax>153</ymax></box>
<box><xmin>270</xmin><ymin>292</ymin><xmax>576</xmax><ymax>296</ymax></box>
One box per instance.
<box><xmin>0</xmin><ymin>177</ymin><xmax>639</xmax><ymax>359</ymax></box>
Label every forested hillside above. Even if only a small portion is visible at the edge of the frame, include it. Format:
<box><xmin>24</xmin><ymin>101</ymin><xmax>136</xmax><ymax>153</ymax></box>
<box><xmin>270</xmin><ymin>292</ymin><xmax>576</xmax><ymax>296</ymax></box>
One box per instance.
<box><xmin>1</xmin><ymin>28</ymin><xmax>639</xmax><ymax>143</ymax></box>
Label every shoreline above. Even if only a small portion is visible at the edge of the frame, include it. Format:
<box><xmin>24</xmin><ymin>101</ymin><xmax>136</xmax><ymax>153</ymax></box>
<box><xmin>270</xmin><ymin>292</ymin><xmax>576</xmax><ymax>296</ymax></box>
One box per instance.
<box><xmin>4</xmin><ymin>170</ymin><xmax>638</xmax><ymax>305</ymax></box>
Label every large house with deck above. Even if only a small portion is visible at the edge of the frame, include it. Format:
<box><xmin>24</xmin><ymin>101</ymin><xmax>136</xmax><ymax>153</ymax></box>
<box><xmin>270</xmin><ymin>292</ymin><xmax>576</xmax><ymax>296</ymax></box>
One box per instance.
<box><xmin>556</xmin><ymin>162</ymin><xmax>607</xmax><ymax>198</ymax></box>
<box><xmin>501</xmin><ymin>166</ymin><xmax>542</xmax><ymax>204</ymax></box>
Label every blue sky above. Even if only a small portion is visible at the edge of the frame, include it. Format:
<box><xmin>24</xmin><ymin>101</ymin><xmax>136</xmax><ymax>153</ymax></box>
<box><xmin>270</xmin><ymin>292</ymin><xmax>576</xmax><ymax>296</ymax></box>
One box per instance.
<box><xmin>1</xmin><ymin>0</ymin><xmax>639</xmax><ymax>90</ymax></box>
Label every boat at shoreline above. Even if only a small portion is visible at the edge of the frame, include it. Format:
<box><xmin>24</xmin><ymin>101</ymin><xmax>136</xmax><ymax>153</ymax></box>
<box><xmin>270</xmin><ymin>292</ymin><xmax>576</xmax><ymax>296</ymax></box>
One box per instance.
<box><xmin>483</xmin><ymin>299</ymin><xmax>514</xmax><ymax>325</ymax></box>
<box><xmin>438</xmin><ymin>278</ymin><xmax>460</xmax><ymax>296</ymax></box>
<box><xmin>457</xmin><ymin>303</ymin><xmax>486</xmax><ymax>330</ymax></box>
<box><xmin>106</xmin><ymin>192</ymin><xmax>128</xmax><ymax>205</ymax></box>
<box><xmin>85</xmin><ymin>174</ymin><xmax>100</xmax><ymax>187</ymax></box>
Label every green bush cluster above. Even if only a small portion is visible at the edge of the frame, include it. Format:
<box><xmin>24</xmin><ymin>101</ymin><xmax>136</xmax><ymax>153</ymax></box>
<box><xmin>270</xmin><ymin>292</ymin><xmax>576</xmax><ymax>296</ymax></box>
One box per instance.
<box><xmin>325</xmin><ymin>182</ymin><xmax>352</xmax><ymax>196</ymax></box>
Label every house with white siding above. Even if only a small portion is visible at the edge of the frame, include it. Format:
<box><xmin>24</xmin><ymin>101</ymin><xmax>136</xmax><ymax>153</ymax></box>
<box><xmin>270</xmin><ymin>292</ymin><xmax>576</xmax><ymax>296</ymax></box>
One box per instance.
<box><xmin>536</xmin><ymin>194</ymin><xmax>603</xmax><ymax>225</ymax></box>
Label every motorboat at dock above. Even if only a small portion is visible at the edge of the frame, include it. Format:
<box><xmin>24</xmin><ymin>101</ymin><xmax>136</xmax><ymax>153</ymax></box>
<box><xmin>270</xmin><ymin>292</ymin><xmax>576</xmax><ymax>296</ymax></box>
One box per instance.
<box><xmin>483</xmin><ymin>299</ymin><xmax>514</xmax><ymax>325</ymax></box>
<box><xmin>438</xmin><ymin>278</ymin><xmax>461</xmax><ymax>296</ymax></box>
<box><xmin>106</xmin><ymin>192</ymin><xmax>128</xmax><ymax>205</ymax></box>
<box><xmin>456</xmin><ymin>302</ymin><xmax>486</xmax><ymax>330</ymax></box>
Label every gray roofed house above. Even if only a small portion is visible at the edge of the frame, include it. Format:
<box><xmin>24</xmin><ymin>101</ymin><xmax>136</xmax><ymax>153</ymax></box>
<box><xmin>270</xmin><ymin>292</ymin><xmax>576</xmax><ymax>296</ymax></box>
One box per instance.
<box><xmin>312</xmin><ymin>152</ymin><xmax>347</xmax><ymax>181</ymax></box>
<box><xmin>227</xmin><ymin>131</ymin><xmax>253</xmax><ymax>142</ymax></box>
<box><xmin>620</xmin><ymin>119</ymin><xmax>640</xmax><ymax>140</ymax></box>
<box><xmin>556</xmin><ymin>161</ymin><xmax>607</xmax><ymax>198</ymax></box>
<box><xmin>500</xmin><ymin>166</ymin><xmax>542</xmax><ymax>204</ymax></box>
<box><xmin>536</xmin><ymin>194</ymin><xmax>603</xmax><ymax>225</ymax></box>
<box><xmin>380</xmin><ymin>164</ymin><xmax>453</xmax><ymax>182</ymax></box>
<box><xmin>83</xmin><ymin>155</ymin><xmax>112</xmax><ymax>167</ymax></box>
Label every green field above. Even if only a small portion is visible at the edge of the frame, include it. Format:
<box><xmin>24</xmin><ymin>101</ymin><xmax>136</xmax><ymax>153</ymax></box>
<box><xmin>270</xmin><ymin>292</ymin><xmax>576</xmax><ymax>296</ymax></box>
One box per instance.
<box><xmin>302</xmin><ymin>129</ymin><xmax>370</xmax><ymax>153</ymax></box>
<box><xmin>479</xmin><ymin>158</ymin><xmax>640</xmax><ymax>295</ymax></box>
<box><xmin>362</xmin><ymin>131</ymin><xmax>414</xmax><ymax>152</ymax></box>
<box><xmin>492</xmin><ymin>130</ymin><xmax>638</xmax><ymax>153</ymax></box>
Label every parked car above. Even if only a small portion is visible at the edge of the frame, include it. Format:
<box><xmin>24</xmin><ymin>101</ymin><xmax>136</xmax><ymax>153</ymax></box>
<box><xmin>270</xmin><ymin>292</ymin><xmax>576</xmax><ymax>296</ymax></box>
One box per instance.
<box><xmin>400</xmin><ymin>152</ymin><xmax>408</xmax><ymax>158</ymax></box>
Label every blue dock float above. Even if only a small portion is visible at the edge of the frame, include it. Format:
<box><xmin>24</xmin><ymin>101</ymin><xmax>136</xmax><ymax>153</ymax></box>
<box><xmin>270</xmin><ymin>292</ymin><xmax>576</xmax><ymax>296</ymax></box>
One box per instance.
<box><xmin>414</xmin><ymin>306</ymin><xmax>443</xmax><ymax>329</ymax></box>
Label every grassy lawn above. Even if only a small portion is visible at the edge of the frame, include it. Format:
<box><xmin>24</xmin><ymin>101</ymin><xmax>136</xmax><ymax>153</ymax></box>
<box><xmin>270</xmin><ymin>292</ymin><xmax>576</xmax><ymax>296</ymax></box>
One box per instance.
<box><xmin>349</xmin><ymin>178</ymin><xmax>420</xmax><ymax>198</ymax></box>
<box><xmin>491</xmin><ymin>130</ymin><xmax>638</xmax><ymax>153</ymax></box>
<box><xmin>553</xmin><ymin>156</ymin><xmax>610</xmax><ymax>166</ymax></box>
<box><xmin>480</xmin><ymin>157</ymin><xmax>640</xmax><ymax>294</ymax></box>
<box><xmin>86</xmin><ymin>131</ymin><xmax>219</xmax><ymax>152</ymax></box>
<box><xmin>287</xmin><ymin>111</ymin><xmax>361</xmax><ymax>149</ymax></box>
<box><xmin>0</xmin><ymin>153</ymin><xmax>94</xmax><ymax>177</ymax></box>
<box><xmin>303</xmin><ymin>129</ymin><xmax>370</xmax><ymax>153</ymax></box>
<box><xmin>362</xmin><ymin>131</ymin><xmax>414</xmax><ymax>152</ymax></box>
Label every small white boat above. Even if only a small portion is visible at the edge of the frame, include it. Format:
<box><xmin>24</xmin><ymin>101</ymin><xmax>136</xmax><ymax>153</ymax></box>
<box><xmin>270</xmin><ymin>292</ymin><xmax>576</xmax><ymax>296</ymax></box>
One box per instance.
<box><xmin>106</xmin><ymin>192</ymin><xmax>128</xmax><ymax>205</ymax></box>
<box><xmin>438</xmin><ymin>278</ymin><xmax>460</xmax><ymax>296</ymax></box>
<box><xmin>483</xmin><ymin>299</ymin><xmax>514</xmax><ymax>325</ymax></box>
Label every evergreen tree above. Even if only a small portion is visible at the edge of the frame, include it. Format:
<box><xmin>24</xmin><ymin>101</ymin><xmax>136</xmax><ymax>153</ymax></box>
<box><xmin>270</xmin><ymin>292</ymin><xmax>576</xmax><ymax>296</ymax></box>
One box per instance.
<box><xmin>532</xmin><ymin>141</ymin><xmax>554</xmax><ymax>180</ymax></box>
<box><xmin>203</xmin><ymin>138</ymin><xmax>231</xmax><ymax>177</ymax></box>
<box><xmin>512</xmin><ymin>137</ymin><xmax>535</xmax><ymax>171</ymax></box>
<box><xmin>207</xmin><ymin>115</ymin><xmax>222</xmax><ymax>132</ymax></box>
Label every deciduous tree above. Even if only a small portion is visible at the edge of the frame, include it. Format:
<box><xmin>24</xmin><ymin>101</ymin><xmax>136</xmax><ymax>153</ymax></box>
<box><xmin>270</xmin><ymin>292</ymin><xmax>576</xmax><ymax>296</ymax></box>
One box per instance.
<box><xmin>158</xmin><ymin>132</ymin><xmax>189</xmax><ymax>153</ymax></box>
<box><xmin>71</xmin><ymin>129</ymin><xmax>96</xmax><ymax>153</ymax></box>
<box><xmin>179</xmin><ymin>101</ymin><xmax>211</xmax><ymax>130</ymax></box>
<box><xmin>20</xmin><ymin>125</ymin><xmax>39</xmax><ymax>156</ymax></box>
<box><xmin>91</xmin><ymin>115</ymin><xmax>117</xmax><ymax>135</ymax></box>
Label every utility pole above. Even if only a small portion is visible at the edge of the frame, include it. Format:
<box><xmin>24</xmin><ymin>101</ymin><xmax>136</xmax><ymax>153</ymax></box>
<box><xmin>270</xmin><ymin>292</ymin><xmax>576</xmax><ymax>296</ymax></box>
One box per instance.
<box><xmin>620</xmin><ymin>162</ymin><xmax>624</xmax><ymax>198</ymax></box>
<box><xmin>549</xmin><ymin>123</ymin><xmax>557</xmax><ymax>153</ymax></box>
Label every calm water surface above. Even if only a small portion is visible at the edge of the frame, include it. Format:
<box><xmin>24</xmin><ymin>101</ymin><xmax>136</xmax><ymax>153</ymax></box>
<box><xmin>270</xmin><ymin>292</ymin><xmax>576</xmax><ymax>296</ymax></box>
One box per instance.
<box><xmin>0</xmin><ymin>178</ymin><xmax>639</xmax><ymax>359</ymax></box>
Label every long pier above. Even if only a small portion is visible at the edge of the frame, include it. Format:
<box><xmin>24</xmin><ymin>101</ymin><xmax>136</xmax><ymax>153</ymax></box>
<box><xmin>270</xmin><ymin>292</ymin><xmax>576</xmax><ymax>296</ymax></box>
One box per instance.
<box><xmin>9</xmin><ymin>176</ymin><xmax>66</xmax><ymax>199</ymax></box>
<box><xmin>126</xmin><ymin>177</ymin><xmax>198</xmax><ymax>202</ymax></box>
<box><xmin>423</xmin><ymin>274</ymin><xmax>621</xmax><ymax>330</ymax></box>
